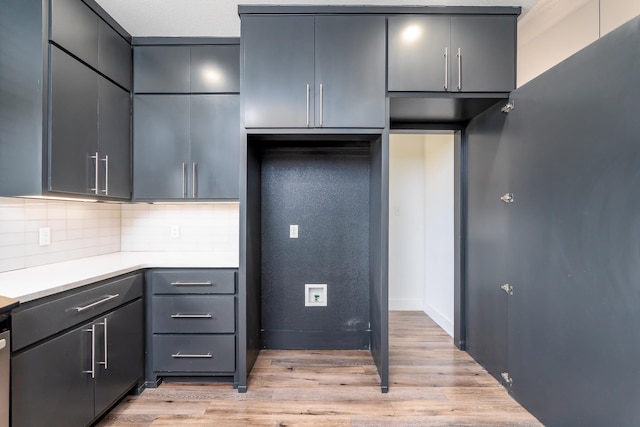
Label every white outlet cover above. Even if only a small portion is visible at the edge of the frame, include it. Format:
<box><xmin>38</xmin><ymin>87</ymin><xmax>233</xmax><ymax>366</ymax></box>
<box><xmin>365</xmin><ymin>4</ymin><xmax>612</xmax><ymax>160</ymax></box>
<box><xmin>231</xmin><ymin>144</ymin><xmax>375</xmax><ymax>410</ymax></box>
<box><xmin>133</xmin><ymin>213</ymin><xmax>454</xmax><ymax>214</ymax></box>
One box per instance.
<box><xmin>39</xmin><ymin>227</ymin><xmax>51</xmax><ymax>246</ymax></box>
<box><xmin>290</xmin><ymin>224</ymin><xmax>298</xmax><ymax>239</ymax></box>
<box><xmin>170</xmin><ymin>224</ymin><xmax>180</xmax><ymax>238</ymax></box>
<box><xmin>305</xmin><ymin>284</ymin><xmax>327</xmax><ymax>307</ymax></box>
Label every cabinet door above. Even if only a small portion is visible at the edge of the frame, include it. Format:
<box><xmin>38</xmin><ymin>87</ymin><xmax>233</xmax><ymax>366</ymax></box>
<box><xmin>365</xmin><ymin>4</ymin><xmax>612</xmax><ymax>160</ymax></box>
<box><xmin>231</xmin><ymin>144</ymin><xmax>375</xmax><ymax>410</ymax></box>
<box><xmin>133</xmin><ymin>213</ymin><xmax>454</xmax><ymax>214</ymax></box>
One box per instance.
<box><xmin>190</xmin><ymin>45</ymin><xmax>240</xmax><ymax>93</ymax></box>
<box><xmin>133</xmin><ymin>46</ymin><xmax>190</xmax><ymax>93</ymax></box>
<box><xmin>315</xmin><ymin>15</ymin><xmax>386</xmax><ymax>128</ymax></box>
<box><xmin>133</xmin><ymin>95</ymin><xmax>190</xmax><ymax>199</ymax></box>
<box><xmin>190</xmin><ymin>95</ymin><xmax>240</xmax><ymax>199</ymax></box>
<box><xmin>98</xmin><ymin>76</ymin><xmax>131</xmax><ymax>199</ymax></box>
<box><xmin>242</xmin><ymin>15</ymin><xmax>315</xmax><ymax>128</ymax></box>
<box><xmin>388</xmin><ymin>15</ymin><xmax>451</xmax><ymax>92</ymax></box>
<box><xmin>11</xmin><ymin>323</ymin><xmax>94</xmax><ymax>427</ymax></box>
<box><xmin>49</xmin><ymin>45</ymin><xmax>99</xmax><ymax>195</ymax></box>
<box><xmin>98</xmin><ymin>20</ymin><xmax>131</xmax><ymax>90</ymax></box>
<box><xmin>95</xmin><ymin>300</ymin><xmax>144</xmax><ymax>417</ymax></box>
<box><xmin>49</xmin><ymin>0</ymin><xmax>98</xmax><ymax>68</ymax></box>
<box><xmin>451</xmin><ymin>16</ymin><xmax>516</xmax><ymax>93</ymax></box>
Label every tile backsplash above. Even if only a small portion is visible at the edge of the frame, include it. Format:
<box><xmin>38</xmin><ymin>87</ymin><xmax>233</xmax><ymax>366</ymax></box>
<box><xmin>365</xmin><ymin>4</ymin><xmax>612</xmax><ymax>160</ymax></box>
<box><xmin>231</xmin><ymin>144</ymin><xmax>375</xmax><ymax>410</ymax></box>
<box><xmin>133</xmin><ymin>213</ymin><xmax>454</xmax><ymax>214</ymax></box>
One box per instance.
<box><xmin>0</xmin><ymin>197</ymin><xmax>121</xmax><ymax>273</ymax></box>
<box><xmin>0</xmin><ymin>198</ymin><xmax>240</xmax><ymax>273</ymax></box>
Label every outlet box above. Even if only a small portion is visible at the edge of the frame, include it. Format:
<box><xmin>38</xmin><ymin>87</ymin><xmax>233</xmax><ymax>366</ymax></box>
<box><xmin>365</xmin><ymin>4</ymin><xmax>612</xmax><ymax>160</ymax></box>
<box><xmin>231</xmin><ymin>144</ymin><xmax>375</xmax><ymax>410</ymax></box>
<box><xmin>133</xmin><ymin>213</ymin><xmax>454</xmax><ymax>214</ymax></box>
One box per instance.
<box><xmin>305</xmin><ymin>284</ymin><xmax>327</xmax><ymax>307</ymax></box>
<box><xmin>39</xmin><ymin>227</ymin><xmax>51</xmax><ymax>246</ymax></box>
<box><xmin>170</xmin><ymin>224</ymin><xmax>180</xmax><ymax>238</ymax></box>
<box><xmin>290</xmin><ymin>224</ymin><xmax>298</xmax><ymax>239</ymax></box>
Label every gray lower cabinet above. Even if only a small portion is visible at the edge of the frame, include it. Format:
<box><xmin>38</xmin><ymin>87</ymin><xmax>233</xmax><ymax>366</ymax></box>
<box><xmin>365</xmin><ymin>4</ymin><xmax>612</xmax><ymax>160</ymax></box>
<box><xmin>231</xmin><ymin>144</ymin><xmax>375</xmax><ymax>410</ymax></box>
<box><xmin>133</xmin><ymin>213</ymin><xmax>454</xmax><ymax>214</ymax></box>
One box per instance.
<box><xmin>11</xmin><ymin>274</ymin><xmax>144</xmax><ymax>427</ymax></box>
<box><xmin>133</xmin><ymin>94</ymin><xmax>239</xmax><ymax>200</ymax></box>
<box><xmin>145</xmin><ymin>269</ymin><xmax>237</xmax><ymax>386</ymax></box>
<box><xmin>388</xmin><ymin>14</ymin><xmax>516</xmax><ymax>93</ymax></box>
<box><xmin>242</xmin><ymin>14</ymin><xmax>385</xmax><ymax>128</ymax></box>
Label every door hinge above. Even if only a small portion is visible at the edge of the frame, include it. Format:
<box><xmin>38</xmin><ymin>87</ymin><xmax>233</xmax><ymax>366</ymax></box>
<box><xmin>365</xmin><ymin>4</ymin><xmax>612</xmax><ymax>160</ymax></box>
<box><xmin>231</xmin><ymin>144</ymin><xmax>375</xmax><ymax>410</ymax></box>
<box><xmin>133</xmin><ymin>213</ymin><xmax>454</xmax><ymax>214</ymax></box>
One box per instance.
<box><xmin>501</xmin><ymin>372</ymin><xmax>513</xmax><ymax>387</ymax></box>
<box><xmin>500</xmin><ymin>283</ymin><xmax>513</xmax><ymax>295</ymax></box>
<box><xmin>500</xmin><ymin>193</ymin><xmax>514</xmax><ymax>203</ymax></box>
<box><xmin>501</xmin><ymin>100</ymin><xmax>515</xmax><ymax>113</ymax></box>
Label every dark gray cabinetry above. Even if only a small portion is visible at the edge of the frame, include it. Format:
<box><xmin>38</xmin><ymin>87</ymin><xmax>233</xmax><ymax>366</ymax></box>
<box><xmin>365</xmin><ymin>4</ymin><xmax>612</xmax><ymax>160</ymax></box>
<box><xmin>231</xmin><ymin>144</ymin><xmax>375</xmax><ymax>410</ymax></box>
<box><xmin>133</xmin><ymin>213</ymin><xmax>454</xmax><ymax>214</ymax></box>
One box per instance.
<box><xmin>388</xmin><ymin>14</ymin><xmax>516</xmax><ymax>93</ymax></box>
<box><xmin>11</xmin><ymin>273</ymin><xmax>144</xmax><ymax>427</ymax></box>
<box><xmin>98</xmin><ymin>20</ymin><xmax>132</xmax><ymax>91</ymax></box>
<box><xmin>133</xmin><ymin>94</ymin><xmax>239</xmax><ymax>200</ymax></box>
<box><xmin>50</xmin><ymin>0</ymin><xmax>99</xmax><ymax>69</ymax></box>
<box><xmin>145</xmin><ymin>269</ymin><xmax>237</xmax><ymax>386</ymax></box>
<box><xmin>242</xmin><ymin>15</ymin><xmax>385</xmax><ymax>128</ymax></box>
<box><xmin>191</xmin><ymin>46</ymin><xmax>240</xmax><ymax>93</ymax></box>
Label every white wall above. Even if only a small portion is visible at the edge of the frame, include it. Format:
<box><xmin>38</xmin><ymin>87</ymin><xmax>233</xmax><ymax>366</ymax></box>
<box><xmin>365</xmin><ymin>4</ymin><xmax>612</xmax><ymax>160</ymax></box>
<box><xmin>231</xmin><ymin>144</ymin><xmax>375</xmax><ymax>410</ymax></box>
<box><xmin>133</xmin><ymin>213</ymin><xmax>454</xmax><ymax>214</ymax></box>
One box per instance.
<box><xmin>389</xmin><ymin>133</ymin><xmax>455</xmax><ymax>337</ymax></box>
<box><xmin>518</xmin><ymin>0</ymin><xmax>640</xmax><ymax>86</ymax></box>
<box><xmin>389</xmin><ymin>135</ymin><xmax>426</xmax><ymax>310</ymax></box>
<box><xmin>423</xmin><ymin>135</ymin><xmax>455</xmax><ymax>337</ymax></box>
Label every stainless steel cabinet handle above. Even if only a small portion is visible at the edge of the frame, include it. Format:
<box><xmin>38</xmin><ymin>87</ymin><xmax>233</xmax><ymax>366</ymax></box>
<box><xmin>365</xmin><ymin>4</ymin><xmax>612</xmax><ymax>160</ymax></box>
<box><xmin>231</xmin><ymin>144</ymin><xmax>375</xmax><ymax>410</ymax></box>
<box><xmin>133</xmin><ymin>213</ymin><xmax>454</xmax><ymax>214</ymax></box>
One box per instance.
<box><xmin>98</xmin><ymin>318</ymin><xmax>108</xmax><ymax>369</ymax></box>
<box><xmin>101</xmin><ymin>155</ymin><xmax>109</xmax><ymax>196</ymax></box>
<box><xmin>73</xmin><ymin>294</ymin><xmax>120</xmax><ymax>312</ymax></box>
<box><xmin>90</xmin><ymin>152</ymin><xmax>99</xmax><ymax>195</ymax></box>
<box><xmin>444</xmin><ymin>48</ymin><xmax>449</xmax><ymax>90</ymax></box>
<box><xmin>170</xmin><ymin>281</ymin><xmax>212</xmax><ymax>286</ymax></box>
<box><xmin>171</xmin><ymin>313</ymin><xmax>213</xmax><ymax>319</ymax></box>
<box><xmin>457</xmin><ymin>48</ymin><xmax>462</xmax><ymax>91</ymax></box>
<box><xmin>182</xmin><ymin>162</ymin><xmax>187</xmax><ymax>198</ymax></box>
<box><xmin>83</xmin><ymin>325</ymin><xmax>96</xmax><ymax>378</ymax></box>
<box><xmin>319</xmin><ymin>83</ymin><xmax>323</xmax><ymax>127</ymax></box>
<box><xmin>306</xmin><ymin>84</ymin><xmax>310</xmax><ymax>127</ymax></box>
<box><xmin>192</xmin><ymin>162</ymin><xmax>197</xmax><ymax>198</ymax></box>
<box><xmin>171</xmin><ymin>352</ymin><xmax>212</xmax><ymax>359</ymax></box>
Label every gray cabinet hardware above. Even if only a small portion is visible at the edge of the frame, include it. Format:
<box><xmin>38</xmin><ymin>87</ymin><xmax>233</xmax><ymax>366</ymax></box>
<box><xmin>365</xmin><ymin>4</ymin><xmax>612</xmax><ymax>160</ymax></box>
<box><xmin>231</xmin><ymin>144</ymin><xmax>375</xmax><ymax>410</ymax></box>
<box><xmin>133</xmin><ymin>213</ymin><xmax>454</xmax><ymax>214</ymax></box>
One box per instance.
<box><xmin>83</xmin><ymin>325</ymin><xmax>96</xmax><ymax>378</ymax></box>
<box><xmin>170</xmin><ymin>281</ymin><xmax>213</xmax><ymax>286</ymax></box>
<box><xmin>319</xmin><ymin>83</ymin><xmax>324</xmax><ymax>127</ymax></box>
<box><xmin>98</xmin><ymin>318</ymin><xmax>108</xmax><ymax>369</ymax></box>
<box><xmin>74</xmin><ymin>294</ymin><xmax>120</xmax><ymax>312</ymax></box>
<box><xmin>444</xmin><ymin>47</ymin><xmax>449</xmax><ymax>90</ymax></box>
<box><xmin>101</xmin><ymin>155</ymin><xmax>109</xmax><ymax>195</ymax></box>
<box><xmin>90</xmin><ymin>152</ymin><xmax>99</xmax><ymax>194</ymax></box>
<box><xmin>500</xmin><ymin>283</ymin><xmax>513</xmax><ymax>295</ymax></box>
<box><xmin>500</xmin><ymin>193</ymin><xmax>514</xmax><ymax>203</ymax></box>
<box><xmin>192</xmin><ymin>162</ymin><xmax>197</xmax><ymax>198</ymax></box>
<box><xmin>457</xmin><ymin>48</ymin><xmax>462</xmax><ymax>90</ymax></box>
<box><xmin>182</xmin><ymin>162</ymin><xmax>187</xmax><ymax>198</ymax></box>
<box><xmin>171</xmin><ymin>352</ymin><xmax>212</xmax><ymax>359</ymax></box>
<box><xmin>306</xmin><ymin>84</ymin><xmax>310</xmax><ymax>127</ymax></box>
<box><xmin>170</xmin><ymin>313</ymin><xmax>213</xmax><ymax>319</ymax></box>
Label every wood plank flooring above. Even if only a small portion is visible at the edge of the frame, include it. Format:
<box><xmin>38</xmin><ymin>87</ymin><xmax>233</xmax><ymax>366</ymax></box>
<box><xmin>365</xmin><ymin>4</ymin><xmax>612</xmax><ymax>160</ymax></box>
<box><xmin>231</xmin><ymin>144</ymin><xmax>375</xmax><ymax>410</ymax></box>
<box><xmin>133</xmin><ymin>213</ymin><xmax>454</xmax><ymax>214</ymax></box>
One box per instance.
<box><xmin>96</xmin><ymin>311</ymin><xmax>542</xmax><ymax>426</ymax></box>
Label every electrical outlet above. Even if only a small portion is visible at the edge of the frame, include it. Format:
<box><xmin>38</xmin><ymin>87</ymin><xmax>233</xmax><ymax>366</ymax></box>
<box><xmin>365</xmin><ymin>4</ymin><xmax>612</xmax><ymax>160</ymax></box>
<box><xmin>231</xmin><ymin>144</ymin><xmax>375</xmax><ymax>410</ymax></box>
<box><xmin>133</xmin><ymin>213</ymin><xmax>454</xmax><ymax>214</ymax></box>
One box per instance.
<box><xmin>290</xmin><ymin>224</ymin><xmax>298</xmax><ymax>239</ymax></box>
<box><xmin>170</xmin><ymin>225</ymin><xmax>180</xmax><ymax>238</ymax></box>
<box><xmin>39</xmin><ymin>227</ymin><xmax>51</xmax><ymax>246</ymax></box>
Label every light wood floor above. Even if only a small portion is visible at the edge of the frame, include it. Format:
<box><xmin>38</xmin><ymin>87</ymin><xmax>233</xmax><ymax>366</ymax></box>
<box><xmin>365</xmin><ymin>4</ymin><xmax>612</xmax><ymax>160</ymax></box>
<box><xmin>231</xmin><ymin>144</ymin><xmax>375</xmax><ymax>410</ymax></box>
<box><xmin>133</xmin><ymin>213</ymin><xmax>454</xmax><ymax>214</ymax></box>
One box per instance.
<box><xmin>97</xmin><ymin>311</ymin><xmax>542</xmax><ymax>426</ymax></box>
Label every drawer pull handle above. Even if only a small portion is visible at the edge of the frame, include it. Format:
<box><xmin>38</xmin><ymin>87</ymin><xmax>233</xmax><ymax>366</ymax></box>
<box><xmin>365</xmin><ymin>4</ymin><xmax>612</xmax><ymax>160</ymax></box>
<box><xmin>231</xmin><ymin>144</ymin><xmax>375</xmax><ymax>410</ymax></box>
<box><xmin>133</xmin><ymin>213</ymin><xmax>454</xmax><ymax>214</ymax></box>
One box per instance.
<box><xmin>74</xmin><ymin>294</ymin><xmax>120</xmax><ymax>312</ymax></box>
<box><xmin>171</xmin><ymin>352</ymin><xmax>212</xmax><ymax>359</ymax></box>
<box><xmin>170</xmin><ymin>313</ymin><xmax>212</xmax><ymax>319</ymax></box>
<box><xmin>170</xmin><ymin>281</ymin><xmax>213</xmax><ymax>286</ymax></box>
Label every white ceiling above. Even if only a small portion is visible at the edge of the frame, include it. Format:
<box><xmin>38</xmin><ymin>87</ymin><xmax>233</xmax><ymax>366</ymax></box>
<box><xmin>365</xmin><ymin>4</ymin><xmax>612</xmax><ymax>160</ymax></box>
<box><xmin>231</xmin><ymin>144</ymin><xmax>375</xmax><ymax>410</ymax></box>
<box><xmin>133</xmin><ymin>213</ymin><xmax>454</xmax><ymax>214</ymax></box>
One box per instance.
<box><xmin>95</xmin><ymin>0</ymin><xmax>541</xmax><ymax>37</ymax></box>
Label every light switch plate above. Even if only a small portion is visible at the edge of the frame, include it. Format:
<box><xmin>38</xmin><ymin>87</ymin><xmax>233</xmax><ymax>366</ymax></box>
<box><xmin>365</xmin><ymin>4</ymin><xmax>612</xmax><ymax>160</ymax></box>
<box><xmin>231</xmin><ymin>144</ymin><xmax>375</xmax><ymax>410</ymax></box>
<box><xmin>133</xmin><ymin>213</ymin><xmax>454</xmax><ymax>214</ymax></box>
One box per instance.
<box><xmin>170</xmin><ymin>225</ymin><xmax>180</xmax><ymax>238</ymax></box>
<box><xmin>290</xmin><ymin>224</ymin><xmax>298</xmax><ymax>239</ymax></box>
<box><xmin>39</xmin><ymin>227</ymin><xmax>51</xmax><ymax>246</ymax></box>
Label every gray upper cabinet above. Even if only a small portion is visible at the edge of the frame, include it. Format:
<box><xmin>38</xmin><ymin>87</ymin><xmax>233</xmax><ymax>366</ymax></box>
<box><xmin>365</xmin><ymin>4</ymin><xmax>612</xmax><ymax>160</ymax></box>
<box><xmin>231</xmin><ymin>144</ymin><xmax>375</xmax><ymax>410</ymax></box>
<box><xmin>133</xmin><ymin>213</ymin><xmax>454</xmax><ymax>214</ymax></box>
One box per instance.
<box><xmin>388</xmin><ymin>15</ymin><xmax>451</xmax><ymax>92</ymax></box>
<box><xmin>133</xmin><ymin>95</ymin><xmax>190</xmax><ymax>199</ymax></box>
<box><xmin>49</xmin><ymin>0</ymin><xmax>99</xmax><ymax>68</ymax></box>
<box><xmin>242</xmin><ymin>14</ymin><xmax>385</xmax><ymax>129</ymax></box>
<box><xmin>191</xmin><ymin>46</ymin><xmax>240</xmax><ymax>93</ymax></box>
<box><xmin>242</xmin><ymin>15</ymin><xmax>315</xmax><ymax>128</ymax></box>
<box><xmin>388</xmin><ymin>14</ymin><xmax>516</xmax><ymax>93</ymax></box>
<box><xmin>314</xmin><ymin>15</ymin><xmax>386</xmax><ymax>128</ymax></box>
<box><xmin>134</xmin><ymin>46</ymin><xmax>191</xmax><ymax>93</ymax></box>
<box><xmin>451</xmin><ymin>15</ymin><xmax>516</xmax><ymax>93</ymax></box>
<box><xmin>98</xmin><ymin>20</ymin><xmax>132</xmax><ymax>90</ymax></box>
<box><xmin>49</xmin><ymin>45</ymin><xmax>99</xmax><ymax>196</ymax></box>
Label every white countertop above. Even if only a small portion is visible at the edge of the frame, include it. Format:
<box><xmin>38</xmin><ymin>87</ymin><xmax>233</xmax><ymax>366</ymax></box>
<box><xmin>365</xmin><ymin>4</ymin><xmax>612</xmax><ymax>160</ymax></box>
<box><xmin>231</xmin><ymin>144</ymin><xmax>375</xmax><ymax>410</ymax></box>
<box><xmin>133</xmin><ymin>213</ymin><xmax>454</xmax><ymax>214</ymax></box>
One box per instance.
<box><xmin>0</xmin><ymin>252</ymin><xmax>238</xmax><ymax>303</ymax></box>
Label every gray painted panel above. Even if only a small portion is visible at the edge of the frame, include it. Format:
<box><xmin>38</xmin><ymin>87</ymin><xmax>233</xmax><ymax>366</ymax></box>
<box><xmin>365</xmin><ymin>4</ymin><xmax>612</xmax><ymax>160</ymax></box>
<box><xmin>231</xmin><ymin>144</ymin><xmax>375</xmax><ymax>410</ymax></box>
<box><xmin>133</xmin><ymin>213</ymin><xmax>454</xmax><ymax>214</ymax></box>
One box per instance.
<box><xmin>49</xmin><ymin>45</ymin><xmax>98</xmax><ymax>195</ymax></box>
<box><xmin>133</xmin><ymin>46</ymin><xmax>190</xmax><ymax>93</ymax></box>
<box><xmin>451</xmin><ymin>16</ymin><xmax>516</xmax><ymax>92</ymax></box>
<box><xmin>260</xmin><ymin>149</ymin><xmax>370</xmax><ymax>349</ymax></box>
<box><xmin>388</xmin><ymin>15</ymin><xmax>450</xmax><ymax>92</ymax></box>
<box><xmin>314</xmin><ymin>15</ymin><xmax>386</xmax><ymax>128</ymax></box>
<box><xmin>152</xmin><ymin>295</ymin><xmax>235</xmax><ymax>333</ymax></box>
<box><xmin>132</xmin><ymin>95</ymin><xmax>190</xmax><ymax>199</ymax></box>
<box><xmin>153</xmin><ymin>335</ymin><xmax>235</xmax><ymax>373</ymax></box>
<box><xmin>242</xmin><ymin>15</ymin><xmax>315</xmax><ymax>128</ymax></box>
<box><xmin>98</xmin><ymin>19</ymin><xmax>131</xmax><ymax>90</ymax></box>
<box><xmin>49</xmin><ymin>0</ymin><xmax>99</xmax><ymax>68</ymax></box>
<box><xmin>190</xmin><ymin>45</ymin><xmax>240</xmax><ymax>93</ymax></box>
<box><xmin>98</xmin><ymin>76</ymin><xmax>130</xmax><ymax>199</ymax></box>
<box><xmin>190</xmin><ymin>95</ymin><xmax>240</xmax><ymax>199</ymax></box>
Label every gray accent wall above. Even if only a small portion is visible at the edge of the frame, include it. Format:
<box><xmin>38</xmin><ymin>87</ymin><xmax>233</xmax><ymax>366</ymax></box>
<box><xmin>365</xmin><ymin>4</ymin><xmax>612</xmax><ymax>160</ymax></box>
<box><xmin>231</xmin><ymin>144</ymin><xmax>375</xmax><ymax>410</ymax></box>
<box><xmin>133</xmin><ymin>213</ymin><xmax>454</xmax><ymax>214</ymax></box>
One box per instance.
<box><xmin>466</xmin><ymin>16</ymin><xmax>640</xmax><ymax>427</ymax></box>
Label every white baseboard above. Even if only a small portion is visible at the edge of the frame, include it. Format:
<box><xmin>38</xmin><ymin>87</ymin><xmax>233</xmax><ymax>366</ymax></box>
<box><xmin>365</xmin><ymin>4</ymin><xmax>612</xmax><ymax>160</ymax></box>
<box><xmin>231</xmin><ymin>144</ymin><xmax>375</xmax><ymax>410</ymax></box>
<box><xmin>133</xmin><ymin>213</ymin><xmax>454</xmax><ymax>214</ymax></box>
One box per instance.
<box><xmin>389</xmin><ymin>298</ymin><xmax>423</xmax><ymax>311</ymax></box>
<box><xmin>423</xmin><ymin>303</ymin><xmax>454</xmax><ymax>337</ymax></box>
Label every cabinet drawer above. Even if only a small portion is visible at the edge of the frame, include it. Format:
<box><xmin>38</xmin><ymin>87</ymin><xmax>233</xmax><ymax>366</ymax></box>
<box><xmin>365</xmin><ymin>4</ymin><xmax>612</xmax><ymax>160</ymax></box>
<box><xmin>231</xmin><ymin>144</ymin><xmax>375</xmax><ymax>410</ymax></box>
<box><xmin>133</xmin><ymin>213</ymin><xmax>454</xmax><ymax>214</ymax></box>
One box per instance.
<box><xmin>12</xmin><ymin>273</ymin><xmax>143</xmax><ymax>352</ymax></box>
<box><xmin>153</xmin><ymin>335</ymin><xmax>235</xmax><ymax>373</ymax></box>
<box><xmin>152</xmin><ymin>295</ymin><xmax>235</xmax><ymax>333</ymax></box>
<box><xmin>149</xmin><ymin>269</ymin><xmax>235</xmax><ymax>294</ymax></box>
